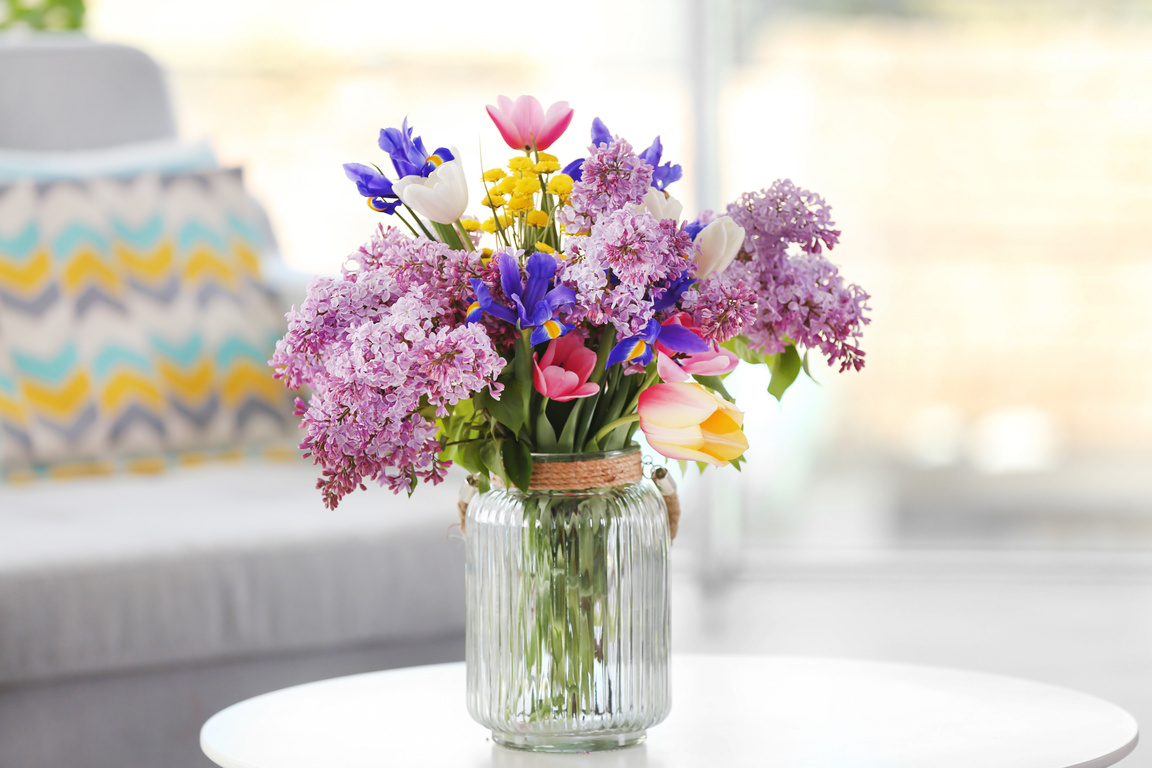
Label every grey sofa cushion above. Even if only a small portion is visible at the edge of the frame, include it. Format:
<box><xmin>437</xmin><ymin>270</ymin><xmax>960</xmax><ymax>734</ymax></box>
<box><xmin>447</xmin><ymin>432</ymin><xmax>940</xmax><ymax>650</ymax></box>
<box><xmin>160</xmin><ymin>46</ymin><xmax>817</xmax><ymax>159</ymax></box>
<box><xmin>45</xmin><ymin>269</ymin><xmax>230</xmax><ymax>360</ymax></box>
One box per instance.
<box><xmin>0</xmin><ymin>462</ymin><xmax>466</xmax><ymax>685</ymax></box>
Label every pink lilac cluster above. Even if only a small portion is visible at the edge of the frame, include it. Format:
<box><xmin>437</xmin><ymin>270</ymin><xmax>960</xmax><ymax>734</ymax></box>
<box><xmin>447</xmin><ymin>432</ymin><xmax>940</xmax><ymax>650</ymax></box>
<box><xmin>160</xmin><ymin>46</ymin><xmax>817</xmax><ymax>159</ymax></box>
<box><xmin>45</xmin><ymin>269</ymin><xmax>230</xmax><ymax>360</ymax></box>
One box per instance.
<box><xmin>723</xmin><ymin>180</ymin><xmax>870</xmax><ymax>371</ymax></box>
<box><xmin>558</xmin><ymin>209</ymin><xmax>696</xmax><ymax>337</ymax></box>
<box><xmin>271</xmin><ymin>226</ymin><xmax>505</xmax><ymax>507</ymax></box>
<box><xmin>557</xmin><ymin>136</ymin><xmax>652</xmax><ymax>233</ymax></box>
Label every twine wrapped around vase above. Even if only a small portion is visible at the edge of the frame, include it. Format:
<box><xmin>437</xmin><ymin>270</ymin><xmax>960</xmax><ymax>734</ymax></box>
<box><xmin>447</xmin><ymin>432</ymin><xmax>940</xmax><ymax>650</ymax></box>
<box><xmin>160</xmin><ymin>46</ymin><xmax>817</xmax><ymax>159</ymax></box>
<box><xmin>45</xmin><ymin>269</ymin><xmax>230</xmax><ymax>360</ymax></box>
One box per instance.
<box><xmin>458</xmin><ymin>452</ymin><xmax>680</xmax><ymax>540</ymax></box>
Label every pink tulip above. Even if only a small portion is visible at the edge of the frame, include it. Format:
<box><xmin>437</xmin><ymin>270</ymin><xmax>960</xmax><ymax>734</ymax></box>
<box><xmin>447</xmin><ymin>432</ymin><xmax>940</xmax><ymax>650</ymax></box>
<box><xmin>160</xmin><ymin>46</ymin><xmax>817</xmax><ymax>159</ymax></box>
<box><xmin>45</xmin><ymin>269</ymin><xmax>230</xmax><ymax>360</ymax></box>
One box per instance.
<box><xmin>638</xmin><ymin>382</ymin><xmax>748</xmax><ymax>466</ymax></box>
<box><xmin>486</xmin><ymin>95</ymin><xmax>574</xmax><ymax>152</ymax></box>
<box><xmin>533</xmin><ymin>333</ymin><xmax>600</xmax><ymax>402</ymax></box>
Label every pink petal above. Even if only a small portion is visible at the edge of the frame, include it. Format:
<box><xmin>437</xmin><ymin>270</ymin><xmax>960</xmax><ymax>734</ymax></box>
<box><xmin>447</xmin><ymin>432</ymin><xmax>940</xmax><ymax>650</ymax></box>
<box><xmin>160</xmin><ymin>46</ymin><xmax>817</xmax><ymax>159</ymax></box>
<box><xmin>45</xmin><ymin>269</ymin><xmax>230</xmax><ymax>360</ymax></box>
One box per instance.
<box><xmin>552</xmin><ymin>382</ymin><xmax>599</xmax><ymax>402</ymax></box>
<box><xmin>679</xmin><ymin>348</ymin><xmax>739</xmax><ymax>377</ymax></box>
<box><xmin>657</xmin><ymin>352</ymin><xmax>691</xmax><ymax>383</ymax></box>
<box><xmin>567</xmin><ymin>346</ymin><xmax>597</xmax><ymax>384</ymax></box>
<box><xmin>638</xmin><ymin>382</ymin><xmax>721</xmax><ymax>429</ymax></box>
<box><xmin>536</xmin><ymin>101</ymin><xmax>574</xmax><ymax>150</ymax></box>
<box><xmin>539</xmin><ymin>337</ymin><xmax>560</xmax><ymax>369</ymax></box>
<box><xmin>486</xmin><ymin>103</ymin><xmax>524</xmax><ymax>151</ymax></box>
<box><xmin>542</xmin><ymin>365</ymin><xmax>579</xmax><ymax>398</ymax></box>
<box><xmin>510</xmin><ymin>96</ymin><xmax>544</xmax><ymax>150</ymax></box>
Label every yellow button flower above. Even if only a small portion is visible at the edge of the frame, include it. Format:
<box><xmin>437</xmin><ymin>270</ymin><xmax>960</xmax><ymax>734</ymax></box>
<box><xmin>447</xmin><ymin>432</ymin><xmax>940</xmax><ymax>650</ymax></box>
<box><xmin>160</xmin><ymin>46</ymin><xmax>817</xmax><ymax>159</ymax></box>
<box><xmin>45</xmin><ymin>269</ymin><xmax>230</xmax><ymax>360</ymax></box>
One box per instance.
<box><xmin>533</xmin><ymin>160</ymin><xmax>561</xmax><ymax>173</ymax></box>
<box><xmin>513</xmin><ymin>177</ymin><xmax>540</xmax><ymax>197</ymax></box>
<box><xmin>525</xmin><ymin>210</ymin><xmax>550</xmax><ymax>227</ymax></box>
<box><xmin>508</xmin><ymin>156</ymin><xmax>534</xmax><ymax>172</ymax></box>
<box><xmin>547</xmin><ymin>174</ymin><xmax>573</xmax><ymax>196</ymax></box>
<box><xmin>483</xmin><ymin>168</ymin><xmax>506</xmax><ymax>182</ymax></box>
<box><xmin>507</xmin><ymin>196</ymin><xmax>533</xmax><ymax>213</ymax></box>
<box><xmin>460</xmin><ymin>218</ymin><xmax>480</xmax><ymax>231</ymax></box>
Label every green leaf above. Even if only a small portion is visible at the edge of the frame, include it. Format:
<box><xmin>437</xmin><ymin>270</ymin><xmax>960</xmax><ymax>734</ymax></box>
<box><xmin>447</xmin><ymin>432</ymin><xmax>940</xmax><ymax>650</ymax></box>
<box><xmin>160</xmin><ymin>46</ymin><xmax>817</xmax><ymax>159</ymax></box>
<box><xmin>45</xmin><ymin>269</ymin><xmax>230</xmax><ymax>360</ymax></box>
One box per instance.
<box><xmin>480</xmin><ymin>439</ymin><xmax>509</xmax><ymax>489</ymax></box>
<box><xmin>535</xmin><ymin>403</ymin><xmax>558</xmax><ymax>451</ymax></box>
<box><xmin>721</xmin><ymin>335</ymin><xmax>774</xmax><ymax>366</ymax></box>
<box><xmin>768</xmin><ymin>344</ymin><xmax>802</xmax><ymax>401</ymax></box>
<box><xmin>476</xmin><ymin>380</ymin><xmax>525</xmax><ymax>437</ymax></box>
<box><xmin>502</xmin><ymin>439</ymin><xmax>533</xmax><ymax>492</ymax></box>
<box><xmin>456</xmin><ymin>441</ymin><xmax>485</xmax><ymax>476</ymax></box>
<box><xmin>557</xmin><ymin>400</ymin><xmax>583</xmax><ymax>453</ymax></box>
<box><xmin>691</xmin><ymin>374</ymin><xmax>734</xmax><ymax>401</ymax></box>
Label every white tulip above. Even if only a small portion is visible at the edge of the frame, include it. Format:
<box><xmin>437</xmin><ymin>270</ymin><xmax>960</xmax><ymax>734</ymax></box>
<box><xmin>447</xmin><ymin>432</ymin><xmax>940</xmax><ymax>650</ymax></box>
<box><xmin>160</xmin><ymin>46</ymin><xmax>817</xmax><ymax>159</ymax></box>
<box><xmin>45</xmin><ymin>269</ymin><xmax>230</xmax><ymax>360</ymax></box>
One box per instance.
<box><xmin>693</xmin><ymin>216</ymin><xmax>746</xmax><ymax>279</ymax></box>
<box><xmin>392</xmin><ymin>149</ymin><xmax>469</xmax><ymax>225</ymax></box>
<box><xmin>633</xmin><ymin>187</ymin><xmax>683</xmax><ymax>223</ymax></box>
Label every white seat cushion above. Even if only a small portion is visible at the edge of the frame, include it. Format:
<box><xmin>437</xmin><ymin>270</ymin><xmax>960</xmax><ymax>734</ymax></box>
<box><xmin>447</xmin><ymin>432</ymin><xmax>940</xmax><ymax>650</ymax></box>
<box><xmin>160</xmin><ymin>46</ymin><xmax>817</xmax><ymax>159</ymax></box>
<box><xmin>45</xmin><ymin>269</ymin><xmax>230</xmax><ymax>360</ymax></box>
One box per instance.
<box><xmin>0</xmin><ymin>462</ymin><xmax>466</xmax><ymax>685</ymax></box>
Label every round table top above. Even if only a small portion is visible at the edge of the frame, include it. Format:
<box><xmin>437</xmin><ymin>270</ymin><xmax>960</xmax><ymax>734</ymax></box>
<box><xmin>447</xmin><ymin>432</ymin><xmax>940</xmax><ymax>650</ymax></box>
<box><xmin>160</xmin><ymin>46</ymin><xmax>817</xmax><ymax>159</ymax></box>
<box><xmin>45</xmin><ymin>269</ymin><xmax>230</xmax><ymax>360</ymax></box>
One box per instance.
<box><xmin>201</xmin><ymin>655</ymin><xmax>1139</xmax><ymax>768</ymax></box>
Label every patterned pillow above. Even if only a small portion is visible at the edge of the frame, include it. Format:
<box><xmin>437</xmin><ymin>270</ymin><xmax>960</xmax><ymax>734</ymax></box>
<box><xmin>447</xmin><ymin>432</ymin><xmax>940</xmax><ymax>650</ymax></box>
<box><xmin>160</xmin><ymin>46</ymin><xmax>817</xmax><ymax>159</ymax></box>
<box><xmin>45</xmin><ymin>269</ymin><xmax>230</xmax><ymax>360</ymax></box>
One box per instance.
<box><xmin>0</xmin><ymin>169</ymin><xmax>295</xmax><ymax>476</ymax></box>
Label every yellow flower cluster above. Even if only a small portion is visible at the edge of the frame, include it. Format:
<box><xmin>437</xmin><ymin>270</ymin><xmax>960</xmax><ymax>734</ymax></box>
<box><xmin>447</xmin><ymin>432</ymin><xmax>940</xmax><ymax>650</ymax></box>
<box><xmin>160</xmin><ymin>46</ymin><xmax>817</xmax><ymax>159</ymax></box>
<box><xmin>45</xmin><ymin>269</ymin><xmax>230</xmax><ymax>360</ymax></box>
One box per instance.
<box><xmin>478</xmin><ymin>153</ymin><xmax>571</xmax><ymax>236</ymax></box>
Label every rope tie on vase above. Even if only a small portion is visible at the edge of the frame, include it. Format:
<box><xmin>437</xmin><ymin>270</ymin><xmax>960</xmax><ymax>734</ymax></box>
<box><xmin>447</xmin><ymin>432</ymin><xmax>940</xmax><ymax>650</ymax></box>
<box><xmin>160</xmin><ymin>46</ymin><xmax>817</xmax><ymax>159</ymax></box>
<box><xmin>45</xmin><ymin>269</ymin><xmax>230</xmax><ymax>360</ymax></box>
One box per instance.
<box><xmin>457</xmin><ymin>453</ymin><xmax>680</xmax><ymax>540</ymax></box>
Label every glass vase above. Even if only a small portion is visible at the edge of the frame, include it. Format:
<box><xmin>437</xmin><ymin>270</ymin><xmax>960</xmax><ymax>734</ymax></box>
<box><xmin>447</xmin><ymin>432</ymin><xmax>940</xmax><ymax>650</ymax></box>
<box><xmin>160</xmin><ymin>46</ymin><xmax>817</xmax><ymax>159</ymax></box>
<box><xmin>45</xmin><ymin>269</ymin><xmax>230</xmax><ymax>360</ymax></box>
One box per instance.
<box><xmin>464</xmin><ymin>445</ymin><xmax>671</xmax><ymax>752</ymax></box>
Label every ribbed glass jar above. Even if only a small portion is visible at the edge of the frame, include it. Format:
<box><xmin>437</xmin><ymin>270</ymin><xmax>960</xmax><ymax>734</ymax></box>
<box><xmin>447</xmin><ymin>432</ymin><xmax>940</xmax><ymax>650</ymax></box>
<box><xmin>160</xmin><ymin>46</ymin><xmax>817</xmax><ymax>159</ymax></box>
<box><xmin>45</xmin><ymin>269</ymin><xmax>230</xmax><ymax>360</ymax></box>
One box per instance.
<box><xmin>464</xmin><ymin>446</ymin><xmax>671</xmax><ymax>752</ymax></box>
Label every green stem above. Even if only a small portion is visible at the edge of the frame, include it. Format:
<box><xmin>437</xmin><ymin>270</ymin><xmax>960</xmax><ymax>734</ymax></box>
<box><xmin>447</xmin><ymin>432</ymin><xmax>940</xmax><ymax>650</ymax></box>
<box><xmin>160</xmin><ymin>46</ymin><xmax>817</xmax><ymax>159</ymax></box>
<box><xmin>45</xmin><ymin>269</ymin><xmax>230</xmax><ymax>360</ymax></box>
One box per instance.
<box><xmin>590</xmin><ymin>414</ymin><xmax>640</xmax><ymax>445</ymax></box>
<box><xmin>454</xmin><ymin>220</ymin><xmax>476</xmax><ymax>251</ymax></box>
<box><xmin>392</xmin><ymin>209</ymin><xmax>421</xmax><ymax>238</ymax></box>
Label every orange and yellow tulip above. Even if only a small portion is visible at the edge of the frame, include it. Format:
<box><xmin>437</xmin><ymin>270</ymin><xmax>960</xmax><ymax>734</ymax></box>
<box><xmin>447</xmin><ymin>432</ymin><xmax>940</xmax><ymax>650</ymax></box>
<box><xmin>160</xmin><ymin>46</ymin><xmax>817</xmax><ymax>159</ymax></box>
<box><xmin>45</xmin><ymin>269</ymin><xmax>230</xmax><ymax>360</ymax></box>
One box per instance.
<box><xmin>637</xmin><ymin>382</ymin><xmax>749</xmax><ymax>466</ymax></box>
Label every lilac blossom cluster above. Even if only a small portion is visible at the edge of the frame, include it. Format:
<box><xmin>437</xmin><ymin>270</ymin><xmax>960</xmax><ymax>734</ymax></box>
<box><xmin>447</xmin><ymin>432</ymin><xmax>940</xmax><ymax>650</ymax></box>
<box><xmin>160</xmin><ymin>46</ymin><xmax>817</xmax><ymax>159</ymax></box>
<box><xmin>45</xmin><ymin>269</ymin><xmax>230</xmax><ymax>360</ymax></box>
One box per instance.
<box><xmin>271</xmin><ymin>226</ymin><xmax>505</xmax><ymax>507</ymax></box>
<box><xmin>557</xmin><ymin>137</ymin><xmax>652</xmax><ymax>233</ymax></box>
<box><xmin>560</xmin><ymin>209</ymin><xmax>697</xmax><ymax>337</ymax></box>
<box><xmin>723</xmin><ymin>180</ymin><xmax>871</xmax><ymax>371</ymax></box>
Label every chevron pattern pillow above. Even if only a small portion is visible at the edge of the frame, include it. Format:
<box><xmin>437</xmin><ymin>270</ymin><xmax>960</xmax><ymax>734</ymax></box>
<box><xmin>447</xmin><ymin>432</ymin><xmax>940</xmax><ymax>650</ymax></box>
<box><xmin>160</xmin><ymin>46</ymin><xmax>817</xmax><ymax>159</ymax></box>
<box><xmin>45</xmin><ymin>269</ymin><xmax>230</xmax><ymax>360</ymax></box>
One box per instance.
<box><xmin>0</xmin><ymin>169</ymin><xmax>294</xmax><ymax>476</ymax></box>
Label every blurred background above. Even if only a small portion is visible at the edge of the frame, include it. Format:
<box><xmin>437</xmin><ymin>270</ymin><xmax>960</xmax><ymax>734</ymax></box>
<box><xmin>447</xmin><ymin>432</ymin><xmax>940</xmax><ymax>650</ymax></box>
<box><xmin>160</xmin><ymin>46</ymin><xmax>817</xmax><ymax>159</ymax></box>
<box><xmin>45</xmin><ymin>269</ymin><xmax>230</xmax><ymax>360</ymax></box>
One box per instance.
<box><xmin>6</xmin><ymin>0</ymin><xmax>1152</xmax><ymax>763</ymax></box>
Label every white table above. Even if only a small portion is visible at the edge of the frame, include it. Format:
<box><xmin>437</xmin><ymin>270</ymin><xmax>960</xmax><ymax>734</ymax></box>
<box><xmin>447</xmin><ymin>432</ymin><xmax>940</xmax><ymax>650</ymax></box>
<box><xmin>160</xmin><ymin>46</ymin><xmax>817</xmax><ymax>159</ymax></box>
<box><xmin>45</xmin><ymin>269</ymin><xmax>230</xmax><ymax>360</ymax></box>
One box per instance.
<box><xmin>201</xmin><ymin>655</ymin><xmax>1139</xmax><ymax>767</ymax></box>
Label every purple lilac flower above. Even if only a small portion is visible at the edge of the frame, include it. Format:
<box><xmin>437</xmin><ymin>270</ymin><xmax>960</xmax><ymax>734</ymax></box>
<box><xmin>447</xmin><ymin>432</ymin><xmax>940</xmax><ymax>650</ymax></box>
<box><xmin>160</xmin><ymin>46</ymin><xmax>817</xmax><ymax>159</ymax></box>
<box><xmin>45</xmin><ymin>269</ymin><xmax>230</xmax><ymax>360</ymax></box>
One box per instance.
<box><xmin>557</xmin><ymin>136</ymin><xmax>653</xmax><ymax>233</ymax></box>
<box><xmin>272</xmin><ymin>225</ymin><xmax>506</xmax><ymax>507</ymax></box>
<box><xmin>556</xmin><ymin>210</ymin><xmax>697</xmax><ymax>338</ymax></box>
<box><xmin>722</xmin><ymin>181</ymin><xmax>869</xmax><ymax>371</ymax></box>
<box><xmin>685</xmin><ymin>265</ymin><xmax>760</xmax><ymax>343</ymax></box>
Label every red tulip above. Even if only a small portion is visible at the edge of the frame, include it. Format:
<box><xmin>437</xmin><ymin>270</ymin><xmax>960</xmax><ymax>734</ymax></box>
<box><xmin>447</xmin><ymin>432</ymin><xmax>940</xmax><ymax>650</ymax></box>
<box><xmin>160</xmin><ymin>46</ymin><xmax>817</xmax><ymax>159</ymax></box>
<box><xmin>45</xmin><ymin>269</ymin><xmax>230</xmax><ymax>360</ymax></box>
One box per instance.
<box><xmin>486</xmin><ymin>95</ymin><xmax>574</xmax><ymax>152</ymax></box>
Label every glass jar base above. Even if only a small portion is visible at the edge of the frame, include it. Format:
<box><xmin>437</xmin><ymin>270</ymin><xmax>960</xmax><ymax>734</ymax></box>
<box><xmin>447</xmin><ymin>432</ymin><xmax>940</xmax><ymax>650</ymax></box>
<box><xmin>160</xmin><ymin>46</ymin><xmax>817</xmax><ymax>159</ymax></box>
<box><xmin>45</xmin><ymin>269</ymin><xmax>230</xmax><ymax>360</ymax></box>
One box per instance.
<box><xmin>492</xmin><ymin>730</ymin><xmax>647</xmax><ymax>753</ymax></box>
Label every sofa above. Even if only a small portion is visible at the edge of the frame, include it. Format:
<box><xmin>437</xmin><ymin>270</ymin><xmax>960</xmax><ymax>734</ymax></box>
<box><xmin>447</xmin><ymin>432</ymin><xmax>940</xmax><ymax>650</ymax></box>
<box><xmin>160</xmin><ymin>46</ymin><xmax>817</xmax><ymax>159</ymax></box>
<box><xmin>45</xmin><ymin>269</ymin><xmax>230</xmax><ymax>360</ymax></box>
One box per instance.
<box><xmin>0</xmin><ymin>35</ymin><xmax>466</xmax><ymax>768</ymax></box>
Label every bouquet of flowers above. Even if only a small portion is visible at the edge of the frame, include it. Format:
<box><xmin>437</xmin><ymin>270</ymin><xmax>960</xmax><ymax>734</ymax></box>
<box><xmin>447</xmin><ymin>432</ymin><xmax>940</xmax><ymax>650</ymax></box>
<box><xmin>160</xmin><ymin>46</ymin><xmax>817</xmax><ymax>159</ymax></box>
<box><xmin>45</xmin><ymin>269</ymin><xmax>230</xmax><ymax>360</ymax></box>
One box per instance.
<box><xmin>271</xmin><ymin>95</ymin><xmax>869</xmax><ymax>509</ymax></box>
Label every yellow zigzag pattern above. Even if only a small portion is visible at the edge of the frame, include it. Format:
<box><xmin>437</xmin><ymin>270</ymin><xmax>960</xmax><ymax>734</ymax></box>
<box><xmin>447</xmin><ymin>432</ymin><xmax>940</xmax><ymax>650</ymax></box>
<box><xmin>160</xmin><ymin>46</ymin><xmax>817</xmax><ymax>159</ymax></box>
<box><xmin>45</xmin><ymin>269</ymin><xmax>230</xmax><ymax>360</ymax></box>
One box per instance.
<box><xmin>115</xmin><ymin>241</ymin><xmax>174</xmax><ymax>283</ymax></box>
<box><xmin>222</xmin><ymin>359</ymin><xmax>283</xmax><ymax>407</ymax></box>
<box><xmin>158</xmin><ymin>359</ymin><xmax>214</xmax><ymax>402</ymax></box>
<box><xmin>0</xmin><ymin>248</ymin><xmax>52</xmax><ymax>294</ymax></box>
<box><xmin>22</xmin><ymin>372</ymin><xmax>91</xmax><ymax>421</ymax></box>
<box><xmin>62</xmin><ymin>247</ymin><xmax>122</xmax><ymax>295</ymax></box>
<box><xmin>100</xmin><ymin>370</ymin><xmax>165</xmax><ymax>413</ymax></box>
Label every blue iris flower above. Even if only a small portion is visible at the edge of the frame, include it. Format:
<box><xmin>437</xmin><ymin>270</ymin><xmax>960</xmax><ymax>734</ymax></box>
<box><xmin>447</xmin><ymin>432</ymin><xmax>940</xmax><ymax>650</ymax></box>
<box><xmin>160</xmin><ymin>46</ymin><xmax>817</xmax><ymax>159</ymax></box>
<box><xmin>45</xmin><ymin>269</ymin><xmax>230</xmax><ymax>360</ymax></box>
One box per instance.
<box><xmin>561</xmin><ymin>158</ymin><xmax>584</xmax><ymax>182</ymax></box>
<box><xmin>652</xmin><ymin>271</ymin><xmax>696</xmax><ymax>313</ymax></box>
<box><xmin>638</xmin><ymin>135</ymin><xmax>683</xmax><ymax>192</ymax></box>
<box><xmin>342</xmin><ymin>117</ymin><xmax>454</xmax><ymax>215</ymax></box>
<box><xmin>467</xmin><ymin>252</ymin><xmax>576</xmax><ymax>346</ymax></box>
<box><xmin>606</xmin><ymin>317</ymin><xmax>710</xmax><ymax>368</ymax></box>
<box><xmin>586</xmin><ymin>118</ymin><xmax>682</xmax><ymax>191</ymax></box>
